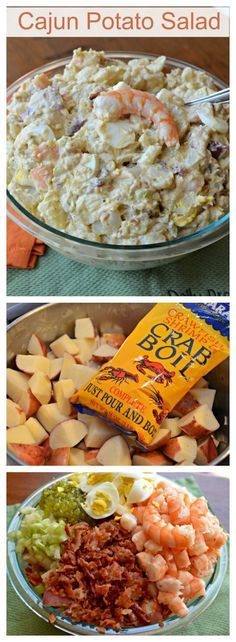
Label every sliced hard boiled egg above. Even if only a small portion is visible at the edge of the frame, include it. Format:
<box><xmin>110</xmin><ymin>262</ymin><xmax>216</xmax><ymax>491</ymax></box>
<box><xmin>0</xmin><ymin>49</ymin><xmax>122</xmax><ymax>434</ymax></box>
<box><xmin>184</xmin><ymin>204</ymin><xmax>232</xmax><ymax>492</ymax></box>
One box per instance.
<box><xmin>114</xmin><ymin>473</ymin><xmax>156</xmax><ymax>503</ymax></box>
<box><xmin>78</xmin><ymin>472</ymin><xmax>115</xmax><ymax>493</ymax></box>
<box><xmin>127</xmin><ymin>478</ymin><xmax>154</xmax><ymax>504</ymax></box>
<box><xmin>99</xmin><ymin>121</ymin><xmax>135</xmax><ymax>149</ymax></box>
<box><xmin>83</xmin><ymin>482</ymin><xmax>119</xmax><ymax>519</ymax></box>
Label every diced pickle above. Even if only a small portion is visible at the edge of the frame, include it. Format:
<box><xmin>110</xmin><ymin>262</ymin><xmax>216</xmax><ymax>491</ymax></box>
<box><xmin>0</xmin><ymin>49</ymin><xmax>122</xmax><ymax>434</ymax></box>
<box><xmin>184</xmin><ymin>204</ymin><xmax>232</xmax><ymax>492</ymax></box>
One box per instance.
<box><xmin>39</xmin><ymin>480</ymin><xmax>93</xmax><ymax>524</ymax></box>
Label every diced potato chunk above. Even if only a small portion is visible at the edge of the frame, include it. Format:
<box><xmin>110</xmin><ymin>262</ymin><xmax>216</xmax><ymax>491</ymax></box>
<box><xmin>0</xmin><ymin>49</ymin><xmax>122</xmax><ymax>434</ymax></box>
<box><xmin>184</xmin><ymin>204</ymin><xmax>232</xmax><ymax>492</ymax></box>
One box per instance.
<box><xmin>29</xmin><ymin>372</ymin><xmax>52</xmax><ymax>405</ymax></box>
<box><xmin>49</xmin><ymin>419</ymin><xmax>88</xmax><ymax>449</ymax></box>
<box><xmin>133</xmin><ymin>451</ymin><xmax>170</xmax><ymax>466</ymax></box>
<box><xmin>7</xmin><ymin>369</ymin><xmax>29</xmax><ymax>403</ymax></box>
<box><xmin>85</xmin><ymin>417</ymin><xmax>119</xmax><ymax>448</ymax></box>
<box><xmin>74</xmin><ymin>338</ymin><xmax>98</xmax><ymax>364</ymax></box>
<box><xmin>24</xmin><ymin>417</ymin><xmax>48</xmax><ymax>444</ymax></box>
<box><xmin>36</xmin><ymin>403</ymin><xmax>68</xmax><ymax>433</ymax></box>
<box><xmin>163</xmin><ymin>435</ymin><xmax>197</xmax><ymax>463</ymax></box>
<box><xmin>7</xmin><ymin>425</ymin><xmax>35</xmax><ymax>445</ymax></box>
<box><xmin>92</xmin><ymin>344</ymin><xmax>118</xmax><ymax>362</ymax></box>
<box><xmin>50</xmin><ymin>334</ymin><xmax>78</xmax><ymax>358</ymax></box>
<box><xmin>69</xmin><ymin>448</ymin><xmax>86</xmax><ymax>465</ymax></box>
<box><xmin>53</xmin><ymin>379</ymin><xmax>75</xmax><ymax>415</ymax></box>
<box><xmin>16</xmin><ymin>355</ymin><xmax>50</xmax><ymax>375</ymax></box>
<box><xmin>97</xmin><ymin>435</ymin><xmax>131</xmax><ymax>465</ymax></box>
<box><xmin>27</xmin><ymin>334</ymin><xmax>47</xmax><ymax>357</ymax></box>
<box><xmin>75</xmin><ymin>317</ymin><xmax>95</xmax><ymax>339</ymax></box>
<box><xmin>7</xmin><ymin>399</ymin><xmax>26</xmax><ymax>428</ymax></box>
<box><xmin>177</xmin><ymin>405</ymin><xmax>219</xmax><ymax>438</ymax></box>
<box><xmin>191</xmin><ymin>388</ymin><xmax>216</xmax><ymax>410</ymax></box>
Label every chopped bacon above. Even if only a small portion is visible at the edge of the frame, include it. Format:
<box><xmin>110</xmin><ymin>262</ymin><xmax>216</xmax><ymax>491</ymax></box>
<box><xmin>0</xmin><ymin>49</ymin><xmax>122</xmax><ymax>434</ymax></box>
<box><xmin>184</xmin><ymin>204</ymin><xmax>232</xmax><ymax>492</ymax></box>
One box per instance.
<box><xmin>43</xmin><ymin>590</ymin><xmax>70</xmax><ymax>607</ymax></box>
<box><xmin>35</xmin><ymin>521</ymin><xmax>165</xmax><ymax>631</ymax></box>
<box><xmin>25</xmin><ymin>566</ymin><xmax>42</xmax><ymax>587</ymax></box>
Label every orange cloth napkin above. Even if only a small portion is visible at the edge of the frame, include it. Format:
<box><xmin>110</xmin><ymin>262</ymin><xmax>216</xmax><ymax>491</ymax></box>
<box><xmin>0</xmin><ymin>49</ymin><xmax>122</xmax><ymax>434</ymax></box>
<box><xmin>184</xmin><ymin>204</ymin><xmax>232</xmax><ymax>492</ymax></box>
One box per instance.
<box><xmin>7</xmin><ymin>217</ymin><xmax>45</xmax><ymax>269</ymax></box>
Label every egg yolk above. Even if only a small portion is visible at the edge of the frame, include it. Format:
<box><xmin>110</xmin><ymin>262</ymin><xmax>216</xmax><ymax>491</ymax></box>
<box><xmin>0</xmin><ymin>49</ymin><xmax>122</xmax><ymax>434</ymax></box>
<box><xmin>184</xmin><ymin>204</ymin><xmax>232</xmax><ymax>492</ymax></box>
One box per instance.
<box><xmin>87</xmin><ymin>473</ymin><xmax>114</xmax><ymax>487</ymax></box>
<box><xmin>91</xmin><ymin>492</ymin><xmax>112</xmax><ymax>515</ymax></box>
<box><xmin>118</xmin><ymin>477</ymin><xmax>135</xmax><ymax>497</ymax></box>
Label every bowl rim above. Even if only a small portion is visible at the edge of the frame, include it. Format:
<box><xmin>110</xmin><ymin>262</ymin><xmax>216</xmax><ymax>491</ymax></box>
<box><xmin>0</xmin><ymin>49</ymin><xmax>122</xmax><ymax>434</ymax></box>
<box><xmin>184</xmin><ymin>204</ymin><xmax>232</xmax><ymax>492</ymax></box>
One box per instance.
<box><xmin>7</xmin><ymin>51</ymin><xmax>229</xmax><ymax>252</ymax></box>
<box><xmin>7</xmin><ymin>472</ymin><xmax>228</xmax><ymax>636</ymax></box>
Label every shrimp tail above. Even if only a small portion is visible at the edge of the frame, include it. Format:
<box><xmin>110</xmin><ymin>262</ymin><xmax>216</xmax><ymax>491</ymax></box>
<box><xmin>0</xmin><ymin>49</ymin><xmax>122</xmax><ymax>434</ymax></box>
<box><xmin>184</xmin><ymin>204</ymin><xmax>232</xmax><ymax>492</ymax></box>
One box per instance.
<box><xmin>94</xmin><ymin>84</ymin><xmax>179</xmax><ymax>148</ymax></box>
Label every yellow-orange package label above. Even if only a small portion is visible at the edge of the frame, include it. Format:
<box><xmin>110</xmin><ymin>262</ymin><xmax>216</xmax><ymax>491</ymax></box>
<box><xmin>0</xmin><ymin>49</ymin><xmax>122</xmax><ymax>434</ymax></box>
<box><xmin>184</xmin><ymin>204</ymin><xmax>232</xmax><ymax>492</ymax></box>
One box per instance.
<box><xmin>71</xmin><ymin>303</ymin><xmax>229</xmax><ymax>447</ymax></box>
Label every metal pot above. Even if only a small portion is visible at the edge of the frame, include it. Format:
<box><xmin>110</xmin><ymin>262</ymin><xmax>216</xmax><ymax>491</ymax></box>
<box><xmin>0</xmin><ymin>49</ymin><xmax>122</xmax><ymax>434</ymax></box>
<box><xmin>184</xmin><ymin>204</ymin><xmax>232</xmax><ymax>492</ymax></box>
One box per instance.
<box><xmin>7</xmin><ymin>303</ymin><xmax>229</xmax><ymax>466</ymax></box>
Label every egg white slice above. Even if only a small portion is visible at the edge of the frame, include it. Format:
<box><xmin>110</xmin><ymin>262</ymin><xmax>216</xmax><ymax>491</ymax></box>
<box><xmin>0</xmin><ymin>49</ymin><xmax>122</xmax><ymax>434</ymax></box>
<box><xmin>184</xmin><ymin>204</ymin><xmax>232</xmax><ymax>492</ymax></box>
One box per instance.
<box><xmin>127</xmin><ymin>478</ymin><xmax>154</xmax><ymax>504</ymax></box>
<box><xmin>114</xmin><ymin>472</ymin><xmax>157</xmax><ymax>483</ymax></box>
<box><xmin>82</xmin><ymin>482</ymin><xmax>119</xmax><ymax>519</ymax></box>
<box><xmin>78</xmin><ymin>473</ymin><xmax>115</xmax><ymax>493</ymax></box>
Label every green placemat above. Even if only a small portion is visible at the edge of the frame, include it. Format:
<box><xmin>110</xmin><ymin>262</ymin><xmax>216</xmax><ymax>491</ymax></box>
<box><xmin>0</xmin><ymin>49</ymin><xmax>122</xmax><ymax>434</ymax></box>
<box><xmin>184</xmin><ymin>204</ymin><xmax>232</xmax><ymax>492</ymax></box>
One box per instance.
<box><xmin>7</xmin><ymin>238</ymin><xmax>229</xmax><ymax>297</ymax></box>
<box><xmin>7</xmin><ymin>477</ymin><xmax>229</xmax><ymax>636</ymax></box>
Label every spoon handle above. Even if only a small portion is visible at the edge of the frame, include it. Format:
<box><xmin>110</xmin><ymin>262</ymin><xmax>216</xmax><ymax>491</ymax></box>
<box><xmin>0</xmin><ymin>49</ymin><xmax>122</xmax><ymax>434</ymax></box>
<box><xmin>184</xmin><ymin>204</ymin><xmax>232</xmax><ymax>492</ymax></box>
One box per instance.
<box><xmin>186</xmin><ymin>88</ymin><xmax>230</xmax><ymax>106</ymax></box>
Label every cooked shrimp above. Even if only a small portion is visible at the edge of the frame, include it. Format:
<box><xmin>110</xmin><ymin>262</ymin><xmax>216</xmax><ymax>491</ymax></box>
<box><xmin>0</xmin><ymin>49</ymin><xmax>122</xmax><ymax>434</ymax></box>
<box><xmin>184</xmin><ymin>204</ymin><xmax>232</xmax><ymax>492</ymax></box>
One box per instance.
<box><xmin>33</xmin><ymin>73</ymin><xmax>51</xmax><ymax>89</ymax></box>
<box><xmin>93</xmin><ymin>84</ymin><xmax>179</xmax><ymax>147</ymax></box>
<box><xmin>158</xmin><ymin>591</ymin><xmax>189</xmax><ymax>618</ymax></box>
<box><xmin>190</xmin><ymin>553</ymin><xmax>214</xmax><ymax>578</ymax></box>
<box><xmin>190</xmin><ymin>497</ymin><xmax>208</xmax><ymax>519</ymax></box>
<box><xmin>207</xmin><ymin>548</ymin><xmax>220</xmax><ymax>564</ymax></box>
<box><xmin>167</xmin><ymin>559</ymin><xmax>178</xmax><ymax>578</ymax></box>
<box><xmin>188</xmin><ymin>531</ymin><xmax>208</xmax><ymax>556</ymax></box>
<box><xmin>33</xmin><ymin>141</ymin><xmax>59</xmax><ymax>162</ymax></box>
<box><xmin>190</xmin><ymin>506</ymin><xmax>226</xmax><ymax>549</ymax></box>
<box><xmin>205</xmin><ymin>549</ymin><xmax>220</xmax><ymax>572</ymax></box>
<box><xmin>137</xmin><ymin>551</ymin><xmax>168</xmax><ymax>581</ymax></box>
<box><xmin>184</xmin><ymin>578</ymin><xmax>206</xmax><ymax>601</ymax></box>
<box><xmin>132</xmin><ymin>505</ymin><xmax>146</xmax><ymax>524</ymax></box>
<box><xmin>173</xmin><ymin>549</ymin><xmax>191</xmax><ymax>569</ymax></box>
<box><xmin>167</xmin><ymin>494</ymin><xmax>190</xmax><ymax>526</ymax></box>
<box><xmin>190</xmin><ymin>498</ymin><xmax>210</xmax><ymax>531</ymax></box>
<box><xmin>177</xmin><ymin>570</ymin><xmax>193</xmax><ymax>586</ymax></box>
<box><xmin>143</xmin><ymin>499</ymin><xmax>195</xmax><ymax>549</ymax></box>
<box><xmin>204</xmin><ymin>528</ymin><xmax>227</xmax><ymax>549</ymax></box>
<box><xmin>140</xmin><ymin>597</ymin><xmax>163</xmax><ymax>624</ymax></box>
<box><xmin>149</xmin><ymin>491</ymin><xmax>168</xmax><ymax>514</ymax></box>
<box><xmin>178</xmin><ymin>571</ymin><xmax>205</xmax><ymax>600</ymax></box>
<box><xmin>144</xmin><ymin>539</ymin><xmax>162</xmax><ymax>555</ymax></box>
<box><xmin>130</xmin><ymin>482</ymin><xmax>227</xmax><ymax>624</ymax></box>
<box><xmin>156</xmin><ymin>576</ymin><xmax>182</xmax><ymax>594</ymax></box>
<box><xmin>161</xmin><ymin>551</ymin><xmax>178</xmax><ymax>578</ymax></box>
<box><xmin>30</xmin><ymin>164</ymin><xmax>51</xmax><ymax>191</ymax></box>
<box><xmin>132</xmin><ymin>528</ymin><xmax>148</xmax><ymax>552</ymax></box>
<box><xmin>156</xmin><ymin>481</ymin><xmax>170</xmax><ymax>491</ymax></box>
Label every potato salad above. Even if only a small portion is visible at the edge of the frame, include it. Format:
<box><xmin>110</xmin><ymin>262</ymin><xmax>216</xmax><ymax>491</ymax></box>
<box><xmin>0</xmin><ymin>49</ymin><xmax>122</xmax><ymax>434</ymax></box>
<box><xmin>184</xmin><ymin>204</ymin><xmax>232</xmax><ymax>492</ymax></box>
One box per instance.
<box><xmin>7</xmin><ymin>49</ymin><xmax>229</xmax><ymax>245</ymax></box>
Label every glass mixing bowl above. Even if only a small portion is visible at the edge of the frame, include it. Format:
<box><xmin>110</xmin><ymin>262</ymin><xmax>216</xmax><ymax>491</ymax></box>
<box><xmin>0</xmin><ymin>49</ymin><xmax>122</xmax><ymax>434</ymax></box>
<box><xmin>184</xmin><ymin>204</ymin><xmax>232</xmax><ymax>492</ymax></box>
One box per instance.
<box><xmin>7</xmin><ymin>53</ymin><xmax>229</xmax><ymax>271</ymax></box>
<box><xmin>7</xmin><ymin>473</ymin><xmax>228</xmax><ymax>635</ymax></box>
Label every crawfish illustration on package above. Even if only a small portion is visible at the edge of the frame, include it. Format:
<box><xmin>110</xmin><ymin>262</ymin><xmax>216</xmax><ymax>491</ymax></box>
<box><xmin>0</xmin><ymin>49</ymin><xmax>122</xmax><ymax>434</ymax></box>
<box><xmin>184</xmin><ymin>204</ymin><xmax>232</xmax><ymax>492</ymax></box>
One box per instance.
<box><xmin>71</xmin><ymin>303</ymin><xmax>229</xmax><ymax>448</ymax></box>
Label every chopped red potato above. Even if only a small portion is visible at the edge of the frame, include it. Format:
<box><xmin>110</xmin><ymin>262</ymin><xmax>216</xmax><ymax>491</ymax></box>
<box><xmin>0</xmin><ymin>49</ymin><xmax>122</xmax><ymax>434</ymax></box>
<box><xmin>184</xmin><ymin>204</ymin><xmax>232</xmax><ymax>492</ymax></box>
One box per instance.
<box><xmin>7</xmin><ymin>316</ymin><xmax>226</xmax><ymax>465</ymax></box>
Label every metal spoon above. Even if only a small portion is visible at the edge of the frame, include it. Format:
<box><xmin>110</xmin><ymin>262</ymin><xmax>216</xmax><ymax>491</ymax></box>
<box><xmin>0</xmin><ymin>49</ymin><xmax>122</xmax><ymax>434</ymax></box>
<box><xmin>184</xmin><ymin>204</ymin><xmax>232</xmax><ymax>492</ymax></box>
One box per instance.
<box><xmin>185</xmin><ymin>87</ymin><xmax>229</xmax><ymax>107</ymax></box>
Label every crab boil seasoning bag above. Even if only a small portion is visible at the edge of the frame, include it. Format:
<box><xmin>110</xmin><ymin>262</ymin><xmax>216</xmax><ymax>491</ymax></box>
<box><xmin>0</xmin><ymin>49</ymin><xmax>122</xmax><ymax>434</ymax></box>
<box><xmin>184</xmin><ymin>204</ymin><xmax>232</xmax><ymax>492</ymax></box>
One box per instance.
<box><xmin>71</xmin><ymin>303</ymin><xmax>229</xmax><ymax>448</ymax></box>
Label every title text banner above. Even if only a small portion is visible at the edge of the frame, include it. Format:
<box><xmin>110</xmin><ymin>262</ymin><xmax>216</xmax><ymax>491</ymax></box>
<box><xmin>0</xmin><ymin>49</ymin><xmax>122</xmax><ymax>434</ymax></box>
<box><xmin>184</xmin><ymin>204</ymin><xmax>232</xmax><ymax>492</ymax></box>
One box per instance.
<box><xmin>7</xmin><ymin>7</ymin><xmax>229</xmax><ymax>37</ymax></box>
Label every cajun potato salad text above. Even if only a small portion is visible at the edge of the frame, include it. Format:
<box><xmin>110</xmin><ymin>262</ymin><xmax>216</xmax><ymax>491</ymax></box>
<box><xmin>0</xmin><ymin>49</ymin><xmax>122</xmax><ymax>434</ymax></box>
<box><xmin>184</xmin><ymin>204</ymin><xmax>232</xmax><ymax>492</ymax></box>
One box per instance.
<box><xmin>7</xmin><ymin>49</ymin><xmax>229</xmax><ymax>245</ymax></box>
